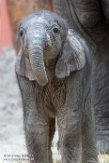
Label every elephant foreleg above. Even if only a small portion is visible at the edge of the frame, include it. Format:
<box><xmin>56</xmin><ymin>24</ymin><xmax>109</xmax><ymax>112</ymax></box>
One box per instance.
<box><xmin>81</xmin><ymin>93</ymin><xmax>98</xmax><ymax>163</ymax></box>
<box><xmin>57</xmin><ymin>109</ymin><xmax>82</xmax><ymax>163</ymax></box>
<box><xmin>48</xmin><ymin>118</ymin><xmax>55</xmax><ymax>163</ymax></box>
<box><xmin>17</xmin><ymin>75</ymin><xmax>52</xmax><ymax>163</ymax></box>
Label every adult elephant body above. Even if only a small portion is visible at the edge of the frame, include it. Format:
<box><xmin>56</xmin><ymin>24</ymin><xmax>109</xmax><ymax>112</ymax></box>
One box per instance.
<box><xmin>55</xmin><ymin>0</ymin><xmax>109</xmax><ymax>153</ymax></box>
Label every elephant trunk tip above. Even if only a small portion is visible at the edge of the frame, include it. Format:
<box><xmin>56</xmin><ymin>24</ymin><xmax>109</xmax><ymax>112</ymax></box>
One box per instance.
<box><xmin>36</xmin><ymin>74</ymin><xmax>48</xmax><ymax>87</ymax></box>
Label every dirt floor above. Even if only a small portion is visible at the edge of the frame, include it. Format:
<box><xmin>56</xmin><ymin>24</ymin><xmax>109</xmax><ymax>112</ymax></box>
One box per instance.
<box><xmin>0</xmin><ymin>47</ymin><xmax>109</xmax><ymax>163</ymax></box>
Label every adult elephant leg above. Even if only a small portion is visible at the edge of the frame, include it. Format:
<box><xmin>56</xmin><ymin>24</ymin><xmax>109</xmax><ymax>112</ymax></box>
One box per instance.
<box><xmin>85</xmin><ymin>21</ymin><xmax>109</xmax><ymax>153</ymax></box>
<box><xmin>91</xmin><ymin>36</ymin><xmax>109</xmax><ymax>153</ymax></box>
<box><xmin>17</xmin><ymin>75</ymin><xmax>52</xmax><ymax>163</ymax></box>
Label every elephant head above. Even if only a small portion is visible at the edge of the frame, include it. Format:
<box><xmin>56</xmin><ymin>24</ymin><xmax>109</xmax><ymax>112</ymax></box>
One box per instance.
<box><xmin>16</xmin><ymin>10</ymin><xmax>86</xmax><ymax>86</ymax></box>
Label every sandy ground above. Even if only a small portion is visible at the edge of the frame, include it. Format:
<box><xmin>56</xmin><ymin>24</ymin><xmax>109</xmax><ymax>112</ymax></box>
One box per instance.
<box><xmin>0</xmin><ymin>47</ymin><xmax>27</xmax><ymax>163</ymax></box>
<box><xmin>0</xmin><ymin>47</ymin><xmax>109</xmax><ymax>163</ymax></box>
<box><xmin>0</xmin><ymin>47</ymin><xmax>60</xmax><ymax>163</ymax></box>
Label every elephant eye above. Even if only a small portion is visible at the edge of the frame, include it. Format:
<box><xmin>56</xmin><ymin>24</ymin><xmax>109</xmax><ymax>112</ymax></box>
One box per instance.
<box><xmin>52</xmin><ymin>27</ymin><xmax>60</xmax><ymax>34</ymax></box>
<box><xmin>19</xmin><ymin>29</ymin><xmax>24</xmax><ymax>37</ymax></box>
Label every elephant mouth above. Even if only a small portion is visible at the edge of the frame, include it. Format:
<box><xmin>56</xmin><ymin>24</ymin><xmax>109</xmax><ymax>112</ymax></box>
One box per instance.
<box><xmin>44</xmin><ymin>56</ymin><xmax>57</xmax><ymax>67</ymax></box>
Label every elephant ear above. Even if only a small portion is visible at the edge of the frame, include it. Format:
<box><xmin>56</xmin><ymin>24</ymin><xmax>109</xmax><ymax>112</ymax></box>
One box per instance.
<box><xmin>15</xmin><ymin>49</ymin><xmax>35</xmax><ymax>80</ymax></box>
<box><xmin>55</xmin><ymin>29</ymin><xmax>86</xmax><ymax>78</ymax></box>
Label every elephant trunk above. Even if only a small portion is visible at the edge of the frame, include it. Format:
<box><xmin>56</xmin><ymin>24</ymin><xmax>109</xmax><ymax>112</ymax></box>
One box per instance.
<box><xmin>28</xmin><ymin>36</ymin><xmax>48</xmax><ymax>87</ymax></box>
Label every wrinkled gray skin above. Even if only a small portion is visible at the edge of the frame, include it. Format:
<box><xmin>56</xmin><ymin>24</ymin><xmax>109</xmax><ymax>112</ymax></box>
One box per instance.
<box><xmin>55</xmin><ymin>0</ymin><xmax>109</xmax><ymax>154</ymax></box>
<box><xmin>16</xmin><ymin>10</ymin><xmax>98</xmax><ymax>163</ymax></box>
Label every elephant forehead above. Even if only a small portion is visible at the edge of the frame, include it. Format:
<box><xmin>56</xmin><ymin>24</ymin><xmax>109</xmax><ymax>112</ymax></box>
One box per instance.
<box><xmin>23</xmin><ymin>16</ymin><xmax>49</xmax><ymax>28</ymax></box>
<box><xmin>30</xmin><ymin>16</ymin><xmax>48</xmax><ymax>25</ymax></box>
<box><xmin>22</xmin><ymin>15</ymin><xmax>55</xmax><ymax>28</ymax></box>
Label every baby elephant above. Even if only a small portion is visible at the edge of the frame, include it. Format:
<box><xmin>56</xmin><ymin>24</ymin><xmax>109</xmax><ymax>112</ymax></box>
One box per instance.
<box><xmin>16</xmin><ymin>10</ymin><xmax>98</xmax><ymax>163</ymax></box>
